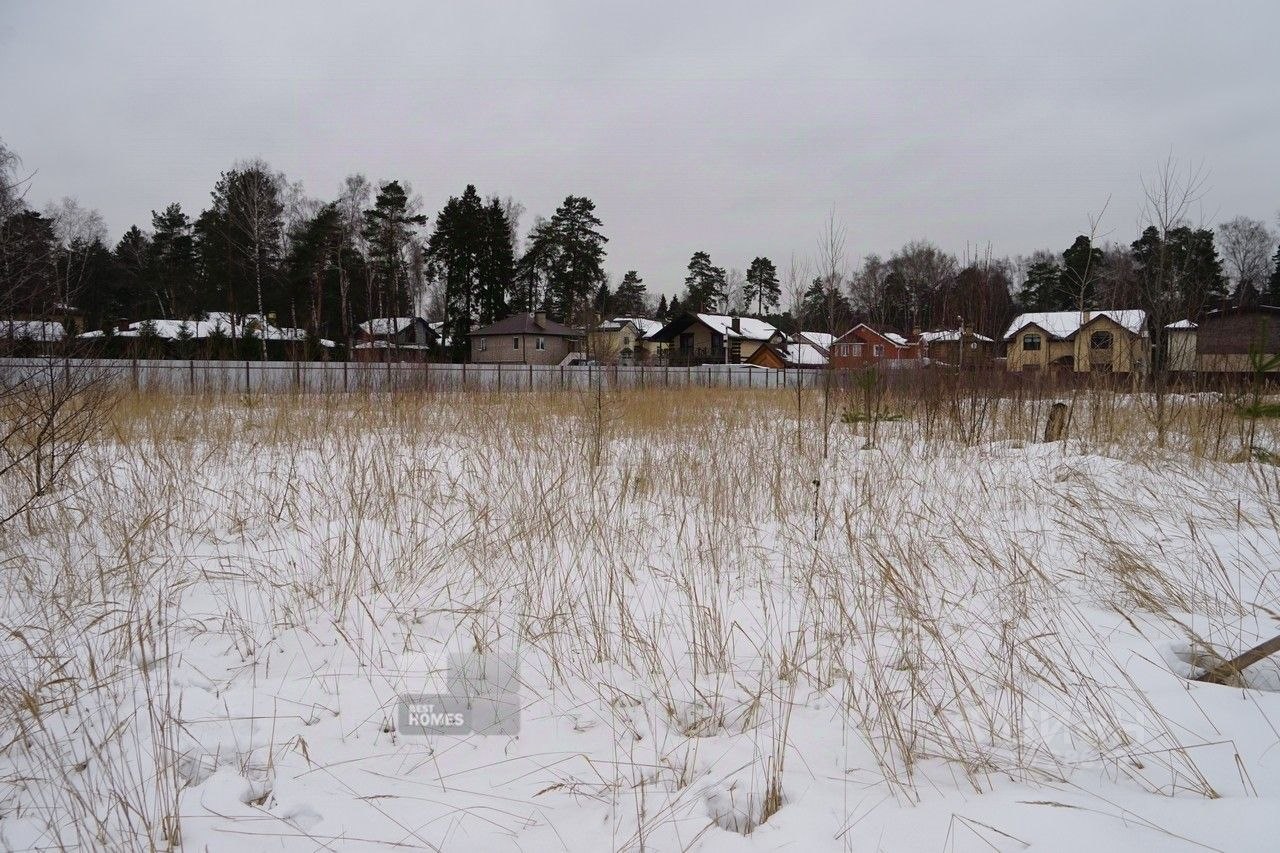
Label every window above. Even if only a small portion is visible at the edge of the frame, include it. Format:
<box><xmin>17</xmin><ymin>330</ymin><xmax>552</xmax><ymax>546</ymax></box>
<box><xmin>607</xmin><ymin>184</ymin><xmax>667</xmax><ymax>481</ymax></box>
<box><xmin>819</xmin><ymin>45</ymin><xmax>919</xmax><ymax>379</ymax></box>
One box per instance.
<box><xmin>535</xmin><ymin>336</ymin><xmax>546</xmax><ymax>351</ymax></box>
<box><xmin>513</xmin><ymin>337</ymin><xmax>520</xmax><ymax>349</ymax></box>
<box><xmin>1090</xmin><ymin>331</ymin><xmax>1113</xmax><ymax>350</ymax></box>
<box><xmin>851</xmin><ymin>343</ymin><xmax>864</xmax><ymax>356</ymax></box>
<box><xmin>478</xmin><ymin>338</ymin><xmax>487</xmax><ymax>352</ymax></box>
<box><xmin>872</xmin><ymin>344</ymin><xmax>884</xmax><ymax>357</ymax></box>
<box><xmin>1023</xmin><ymin>334</ymin><xmax>1041</xmax><ymax>351</ymax></box>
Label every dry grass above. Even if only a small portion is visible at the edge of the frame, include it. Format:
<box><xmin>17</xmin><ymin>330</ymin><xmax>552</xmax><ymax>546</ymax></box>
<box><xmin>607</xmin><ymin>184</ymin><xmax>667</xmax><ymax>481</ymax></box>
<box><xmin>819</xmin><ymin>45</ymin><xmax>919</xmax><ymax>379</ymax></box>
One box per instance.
<box><xmin>1</xmin><ymin>379</ymin><xmax>1277</xmax><ymax>849</ymax></box>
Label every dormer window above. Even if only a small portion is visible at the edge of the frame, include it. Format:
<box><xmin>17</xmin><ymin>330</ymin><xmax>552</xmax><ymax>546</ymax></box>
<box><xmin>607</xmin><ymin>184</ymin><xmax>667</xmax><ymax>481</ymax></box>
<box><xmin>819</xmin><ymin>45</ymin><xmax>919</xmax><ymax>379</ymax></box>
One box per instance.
<box><xmin>1022</xmin><ymin>333</ymin><xmax>1041</xmax><ymax>351</ymax></box>
<box><xmin>1090</xmin><ymin>331</ymin><xmax>1113</xmax><ymax>350</ymax></box>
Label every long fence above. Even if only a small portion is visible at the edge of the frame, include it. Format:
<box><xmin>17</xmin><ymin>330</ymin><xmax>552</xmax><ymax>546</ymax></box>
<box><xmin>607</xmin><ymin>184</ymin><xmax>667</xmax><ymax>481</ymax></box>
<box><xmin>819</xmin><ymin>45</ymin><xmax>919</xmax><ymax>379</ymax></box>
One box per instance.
<box><xmin>0</xmin><ymin>358</ymin><xmax>826</xmax><ymax>394</ymax></box>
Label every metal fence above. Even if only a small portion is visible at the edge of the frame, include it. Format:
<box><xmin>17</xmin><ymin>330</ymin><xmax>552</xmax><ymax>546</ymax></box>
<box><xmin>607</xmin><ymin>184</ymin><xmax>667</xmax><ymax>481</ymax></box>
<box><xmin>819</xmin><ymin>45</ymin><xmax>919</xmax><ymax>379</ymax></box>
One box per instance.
<box><xmin>0</xmin><ymin>358</ymin><xmax>825</xmax><ymax>394</ymax></box>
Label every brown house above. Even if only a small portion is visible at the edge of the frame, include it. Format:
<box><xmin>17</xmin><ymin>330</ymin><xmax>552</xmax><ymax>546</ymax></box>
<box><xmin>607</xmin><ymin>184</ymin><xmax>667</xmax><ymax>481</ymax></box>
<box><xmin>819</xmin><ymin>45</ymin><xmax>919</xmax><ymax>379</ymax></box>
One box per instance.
<box><xmin>829</xmin><ymin>324</ymin><xmax>919</xmax><ymax>369</ymax></box>
<box><xmin>469</xmin><ymin>312</ymin><xmax>584</xmax><ymax>365</ymax></box>
<box><xmin>1002</xmin><ymin>310</ymin><xmax>1148</xmax><ymax>374</ymax></box>
<box><xmin>1183</xmin><ymin>306</ymin><xmax>1280</xmax><ymax>373</ymax></box>
<box><xmin>917</xmin><ymin>327</ymin><xmax>998</xmax><ymax>369</ymax></box>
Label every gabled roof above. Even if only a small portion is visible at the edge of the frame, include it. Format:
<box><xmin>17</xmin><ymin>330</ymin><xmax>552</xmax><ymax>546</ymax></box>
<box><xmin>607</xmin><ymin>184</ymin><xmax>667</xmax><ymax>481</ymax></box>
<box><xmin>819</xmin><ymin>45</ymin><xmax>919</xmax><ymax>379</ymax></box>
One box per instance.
<box><xmin>919</xmin><ymin>328</ymin><xmax>995</xmax><ymax>343</ymax></box>
<box><xmin>78</xmin><ymin>312</ymin><xmax>324</xmax><ymax>343</ymax></box>
<box><xmin>784</xmin><ymin>342</ymin><xmax>829</xmax><ymax>366</ymax></box>
<box><xmin>648</xmin><ymin>313</ymin><xmax>781</xmax><ymax>343</ymax></box>
<box><xmin>469</xmin><ymin>313</ymin><xmax>581</xmax><ymax>338</ymax></box>
<box><xmin>834</xmin><ymin>323</ymin><xmax>917</xmax><ymax>348</ymax></box>
<box><xmin>694</xmin><ymin>313</ymin><xmax>780</xmax><ymax>341</ymax></box>
<box><xmin>1002</xmin><ymin>310</ymin><xmax>1146</xmax><ymax>341</ymax></box>
<box><xmin>794</xmin><ymin>331</ymin><xmax>835</xmax><ymax>350</ymax></box>
<box><xmin>2</xmin><ymin>320</ymin><xmax>65</xmax><ymax>341</ymax></box>
<box><xmin>357</xmin><ymin>317</ymin><xmax>429</xmax><ymax>336</ymax></box>
<box><xmin>1165</xmin><ymin>319</ymin><xmax>1197</xmax><ymax>330</ymax></box>
<box><xmin>599</xmin><ymin>316</ymin><xmax>664</xmax><ymax>337</ymax></box>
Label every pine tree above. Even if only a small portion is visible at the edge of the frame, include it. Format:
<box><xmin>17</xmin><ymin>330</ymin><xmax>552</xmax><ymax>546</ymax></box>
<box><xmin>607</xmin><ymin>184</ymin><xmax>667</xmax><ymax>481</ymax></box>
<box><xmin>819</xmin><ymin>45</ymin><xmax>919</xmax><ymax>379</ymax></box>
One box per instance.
<box><xmin>530</xmin><ymin>196</ymin><xmax>607</xmax><ymax>320</ymax></box>
<box><xmin>656</xmin><ymin>292</ymin><xmax>668</xmax><ymax>320</ymax></box>
<box><xmin>743</xmin><ymin>256</ymin><xmax>780</xmax><ymax>315</ymax></box>
<box><xmin>614</xmin><ymin>271</ymin><xmax>647</xmax><ymax>316</ymax></box>
<box><xmin>1060</xmin><ymin>235</ymin><xmax>1103</xmax><ymax>312</ymax></box>
<box><xmin>363</xmin><ymin>180</ymin><xmax>427</xmax><ymax>320</ymax></box>
<box><xmin>427</xmin><ymin>186</ymin><xmax>484</xmax><ymax>360</ymax></box>
<box><xmin>593</xmin><ymin>280</ymin><xmax>612</xmax><ymax>319</ymax></box>
<box><xmin>476</xmin><ymin>198</ymin><xmax>514</xmax><ymax>325</ymax></box>
<box><xmin>668</xmin><ymin>294</ymin><xmax>682</xmax><ymax>318</ymax></box>
<box><xmin>1268</xmin><ymin>245</ymin><xmax>1280</xmax><ymax>304</ymax></box>
<box><xmin>1017</xmin><ymin>260</ymin><xmax>1063</xmax><ymax>311</ymax></box>
<box><xmin>148</xmin><ymin>203</ymin><xmax>198</xmax><ymax>317</ymax></box>
<box><xmin>683</xmin><ymin>251</ymin><xmax>726</xmax><ymax>312</ymax></box>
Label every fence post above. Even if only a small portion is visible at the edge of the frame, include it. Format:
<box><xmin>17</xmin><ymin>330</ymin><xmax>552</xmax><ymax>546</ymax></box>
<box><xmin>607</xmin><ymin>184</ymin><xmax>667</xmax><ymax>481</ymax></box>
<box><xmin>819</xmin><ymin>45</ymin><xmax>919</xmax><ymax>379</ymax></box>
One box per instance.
<box><xmin>132</xmin><ymin>356</ymin><xmax>139</xmax><ymax>392</ymax></box>
<box><xmin>497</xmin><ymin>362</ymin><xmax>502</xmax><ymax>392</ymax></box>
<box><xmin>244</xmin><ymin>360</ymin><xmax>250</xmax><ymax>394</ymax></box>
<box><xmin>529</xmin><ymin>362</ymin><xmax>533</xmax><ymax>391</ymax></box>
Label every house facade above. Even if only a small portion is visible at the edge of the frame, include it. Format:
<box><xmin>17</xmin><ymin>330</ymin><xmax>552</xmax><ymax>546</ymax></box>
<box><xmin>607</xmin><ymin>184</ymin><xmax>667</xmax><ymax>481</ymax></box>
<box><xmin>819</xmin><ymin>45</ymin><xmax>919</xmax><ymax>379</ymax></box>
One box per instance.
<box><xmin>1002</xmin><ymin>310</ymin><xmax>1148</xmax><ymax>374</ymax></box>
<box><xmin>917</xmin><ymin>327</ymin><xmax>998</xmax><ymax>369</ymax></box>
<box><xmin>355</xmin><ymin>317</ymin><xmax>436</xmax><ymax>347</ymax></box>
<box><xmin>648</xmin><ymin>313</ymin><xmax>785</xmax><ymax>365</ymax></box>
<box><xmin>1168</xmin><ymin>306</ymin><xmax>1280</xmax><ymax>373</ymax></box>
<box><xmin>828</xmin><ymin>324</ymin><xmax>919</xmax><ymax>369</ymax></box>
<box><xmin>588</xmin><ymin>317</ymin><xmax>665</xmax><ymax>364</ymax></box>
<box><xmin>468</xmin><ymin>312</ymin><xmax>584</xmax><ymax>365</ymax></box>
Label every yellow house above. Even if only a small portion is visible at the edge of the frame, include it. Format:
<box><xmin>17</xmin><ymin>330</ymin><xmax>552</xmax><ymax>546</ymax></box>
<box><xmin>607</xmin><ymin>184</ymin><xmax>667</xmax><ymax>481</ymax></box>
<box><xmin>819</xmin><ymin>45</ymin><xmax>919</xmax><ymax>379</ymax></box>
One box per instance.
<box><xmin>1003</xmin><ymin>310</ymin><xmax>1148</xmax><ymax>374</ymax></box>
<box><xmin>587</xmin><ymin>317</ymin><xmax>665</xmax><ymax>364</ymax></box>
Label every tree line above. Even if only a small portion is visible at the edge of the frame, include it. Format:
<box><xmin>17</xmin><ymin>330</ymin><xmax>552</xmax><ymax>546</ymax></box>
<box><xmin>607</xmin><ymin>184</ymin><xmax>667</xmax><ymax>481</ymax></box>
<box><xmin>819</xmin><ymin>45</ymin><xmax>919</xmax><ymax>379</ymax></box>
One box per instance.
<box><xmin>2</xmin><ymin>139</ymin><xmax>1277</xmax><ymax>358</ymax></box>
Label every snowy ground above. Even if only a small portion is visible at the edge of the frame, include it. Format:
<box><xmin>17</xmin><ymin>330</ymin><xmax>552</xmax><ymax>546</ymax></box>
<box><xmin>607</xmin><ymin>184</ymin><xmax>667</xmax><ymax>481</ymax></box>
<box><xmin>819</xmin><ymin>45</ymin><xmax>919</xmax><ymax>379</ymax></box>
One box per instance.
<box><xmin>3</xmin><ymin>388</ymin><xmax>1280</xmax><ymax>851</ymax></box>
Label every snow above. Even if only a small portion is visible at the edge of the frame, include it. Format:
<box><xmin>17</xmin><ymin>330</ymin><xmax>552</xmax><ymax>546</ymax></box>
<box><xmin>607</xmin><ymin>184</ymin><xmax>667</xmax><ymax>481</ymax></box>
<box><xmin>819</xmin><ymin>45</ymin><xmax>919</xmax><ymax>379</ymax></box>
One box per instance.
<box><xmin>919</xmin><ymin>328</ymin><xmax>995</xmax><ymax>343</ymax></box>
<box><xmin>883</xmin><ymin>331</ymin><xmax>910</xmax><ymax>346</ymax></box>
<box><xmin>795</xmin><ymin>331</ymin><xmax>836</xmax><ymax>349</ymax></box>
<box><xmin>357</xmin><ymin>317</ymin><xmax>418</xmax><ymax>336</ymax></box>
<box><xmin>0</xmin><ymin>320</ymin><xmax>65</xmax><ymax>341</ymax></box>
<box><xmin>1004</xmin><ymin>310</ymin><xmax>1147</xmax><ymax>340</ymax></box>
<box><xmin>78</xmin><ymin>312</ymin><xmax>329</xmax><ymax>344</ymax></box>
<box><xmin>597</xmin><ymin>317</ymin><xmax>664</xmax><ymax>337</ymax></box>
<box><xmin>784</xmin><ymin>341</ymin><xmax>829</xmax><ymax>365</ymax></box>
<box><xmin>5</xmin><ymin>392</ymin><xmax>1280</xmax><ymax>850</ymax></box>
<box><xmin>1166</xmin><ymin>319</ymin><xmax>1197</xmax><ymax>330</ymax></box>
<box><xmin>695</xmin><ymin>313</ymin><xmax>779</xmax><ymax>341</ymax></box>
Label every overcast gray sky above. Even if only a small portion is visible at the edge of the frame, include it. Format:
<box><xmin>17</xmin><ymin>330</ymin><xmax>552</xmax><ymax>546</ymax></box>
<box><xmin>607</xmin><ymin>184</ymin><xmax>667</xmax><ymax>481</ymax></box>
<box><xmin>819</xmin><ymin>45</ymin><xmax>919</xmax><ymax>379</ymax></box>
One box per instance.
<box><xmin>3</xmin><ymin>1</ymin><xmax>1277</xmax><ymax>296</ymax></box>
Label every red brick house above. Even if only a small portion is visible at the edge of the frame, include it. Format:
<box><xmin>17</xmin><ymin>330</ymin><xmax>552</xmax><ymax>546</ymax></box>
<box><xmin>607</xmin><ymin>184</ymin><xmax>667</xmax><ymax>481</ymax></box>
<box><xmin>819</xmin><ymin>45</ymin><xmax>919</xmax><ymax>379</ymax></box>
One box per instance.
<box><xmin>829</xmin><ymin>324</ymin><xmax>920</xmax><ymax>369</ymax></box>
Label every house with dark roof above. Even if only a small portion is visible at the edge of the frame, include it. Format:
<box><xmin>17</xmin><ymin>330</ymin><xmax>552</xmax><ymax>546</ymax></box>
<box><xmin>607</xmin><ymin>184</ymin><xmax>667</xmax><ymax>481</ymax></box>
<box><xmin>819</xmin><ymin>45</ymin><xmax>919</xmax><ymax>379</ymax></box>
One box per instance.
<box><xmin>468</xmin><ymin>312</ymin><xmax>584</xmax><ymax>365</ymax></box>
<box><xmin>1167</xmin><ymin>305</ymin><xmax>1280</xmax><ymax>374</ymax></box>
<box><xmin>647</xmin><ymin>313</ymin><xmax>784</xmax><ymax>365</ymax></box>
<box><xmin>1002</xmin><ymin>310</ymin><xmax>1147</xmax><ymax>374</ymax></box>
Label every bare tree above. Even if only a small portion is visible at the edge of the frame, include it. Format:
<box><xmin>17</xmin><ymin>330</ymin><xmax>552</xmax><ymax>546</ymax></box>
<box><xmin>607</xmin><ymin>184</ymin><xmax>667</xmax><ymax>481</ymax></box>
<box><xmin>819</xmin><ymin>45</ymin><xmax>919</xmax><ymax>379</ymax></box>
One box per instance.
<box><xmin>815</xmin><ymin>211</ymin><xmax>848</xmax><ymax>459</ymax></box>
<box><xmin>1135</xmin><ymin>155</ymin><xmax>1210</xmax><ymax>446</ymax></box>
<box><xmin>850</xmin><ymin>254</ymin><xmax>891</xmax><ymax>325</ymax></box>
<box><xmin>1218</xmin><ymin>216</ymin><xmax>1275</xmax><ymax>305</ymax></box>
<box><xmin>223</xmin><ymin>160</ymin><xmax>285</xmax><ymax>360</ymax></box>
<box><xmin>1060</xmin><ymin>197</ymin><xmax>1111</xmax><ymax>316</ymax></box>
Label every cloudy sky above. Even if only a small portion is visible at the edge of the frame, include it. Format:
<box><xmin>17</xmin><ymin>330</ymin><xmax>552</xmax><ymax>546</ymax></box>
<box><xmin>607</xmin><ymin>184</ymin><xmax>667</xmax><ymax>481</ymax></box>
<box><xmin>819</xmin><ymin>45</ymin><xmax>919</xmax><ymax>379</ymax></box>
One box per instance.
<box><xmin>3</xmin><ymin>1</ymin><xmax>1277</xmax><ymax>295</ymax></box>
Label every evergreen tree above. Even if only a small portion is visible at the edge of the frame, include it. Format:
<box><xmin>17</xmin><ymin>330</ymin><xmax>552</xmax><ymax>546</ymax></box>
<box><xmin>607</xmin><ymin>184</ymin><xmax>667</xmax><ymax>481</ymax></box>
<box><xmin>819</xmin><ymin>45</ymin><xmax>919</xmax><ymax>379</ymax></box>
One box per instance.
<box><xmin>285</xmin><ymin>202</ymin><xmax>360</xmax><ymax>343</ymax></box>
<box><xmin>613</xmin><ymin>271</ymin><xmax>647</xmax><ymax>317</ymax></box>
<box><xmin>113</xmin><ymin>225</ymin><xmax>150</xmax><ymax>320</ymax></box>
<box><xmin>656</xmin><ymin>292</ymin><xmax>668</xmax><ymax>320</ymax></box>
<box><xmin>148</xmin><ymin>203</ymin><xmax>198</xmax><ymax>317</ymax></box>
<box><xmin>593</xmin><ymin>280</ymin><xmax>612</xmax><ymax>318</ymax></box>
<box><xmin>428</xmin><ymin>186</ymin><xmax>485</xmax><ymax>360</ymax></box>
<box><xmin>363</xmin><ymin>180</ymin><xmax>427</xmax><ymax>319</ymax></box>
<box><xmin>743</xmin><ymin>256</ymin><xmax>780</xmax><ymax>314</ymax></box>
<box><xmin>1131</xmin><ymin>225</ymin><xmax>1226</xmax><ymax>320</ymax></box>
<box><xmin>1017</xmin><ymin>259</ymin><xmax>1063</xmax><ymax>311</ymax></box>
<box><xmin>523</xmin><ymin>195</ymin><xmax>607</xmax><ymax>320</ymax></box>
<box><xmin>1268</xmin><ymin>245</ymin><xmax>1280</xmax><ymax>304</ymax></box>
<box><xmin>1060</xmin><ymin>235</ymin><xmax>1103</xmax><ymax>312</ymax></box>
<box><xmin>476</xmin><ymin>197</ymin><xmax>514</xmax><ymax>325</ymax></box>
<box><xmin>668</xmin><ymin>294</ymin><xmax>682</xmax><ymax>318</ymax></box>
<box><xmin>683</xmin><ymin>251</ymin><xmax>726</xmax><ymax>312</ymax></box>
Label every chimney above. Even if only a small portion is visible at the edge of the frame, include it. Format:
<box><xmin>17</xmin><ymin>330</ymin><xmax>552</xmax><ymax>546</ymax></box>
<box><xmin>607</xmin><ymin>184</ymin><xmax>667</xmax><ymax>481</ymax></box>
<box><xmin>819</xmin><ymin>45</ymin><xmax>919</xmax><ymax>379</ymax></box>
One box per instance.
<box><xmin>534</xmin><ymin>310</ymin><xmax>547</xmax><ymax>328</ymax></box>
<box><xmin>911</xmin><ymin>325</ymin><xmax>921</xmax><ymax>339</ymax></box>
<box><xmin>731</xmin><ymin>316</ymin><xmax>741</xmax><ymax>334</ymax></box>
<box><xmin>116</xmin><ymin>317</ymin><xmax>130</xmax><ymax>332</ymax></box>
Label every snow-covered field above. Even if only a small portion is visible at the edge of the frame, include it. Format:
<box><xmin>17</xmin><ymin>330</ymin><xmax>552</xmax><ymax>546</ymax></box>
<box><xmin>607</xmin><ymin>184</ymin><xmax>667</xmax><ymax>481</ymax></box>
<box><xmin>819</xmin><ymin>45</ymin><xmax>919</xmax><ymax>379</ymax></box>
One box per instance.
<box><xmin>4</xmin><ymin>386</ymin><xmax>1280</xmax><ymax>851</ymax></box>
